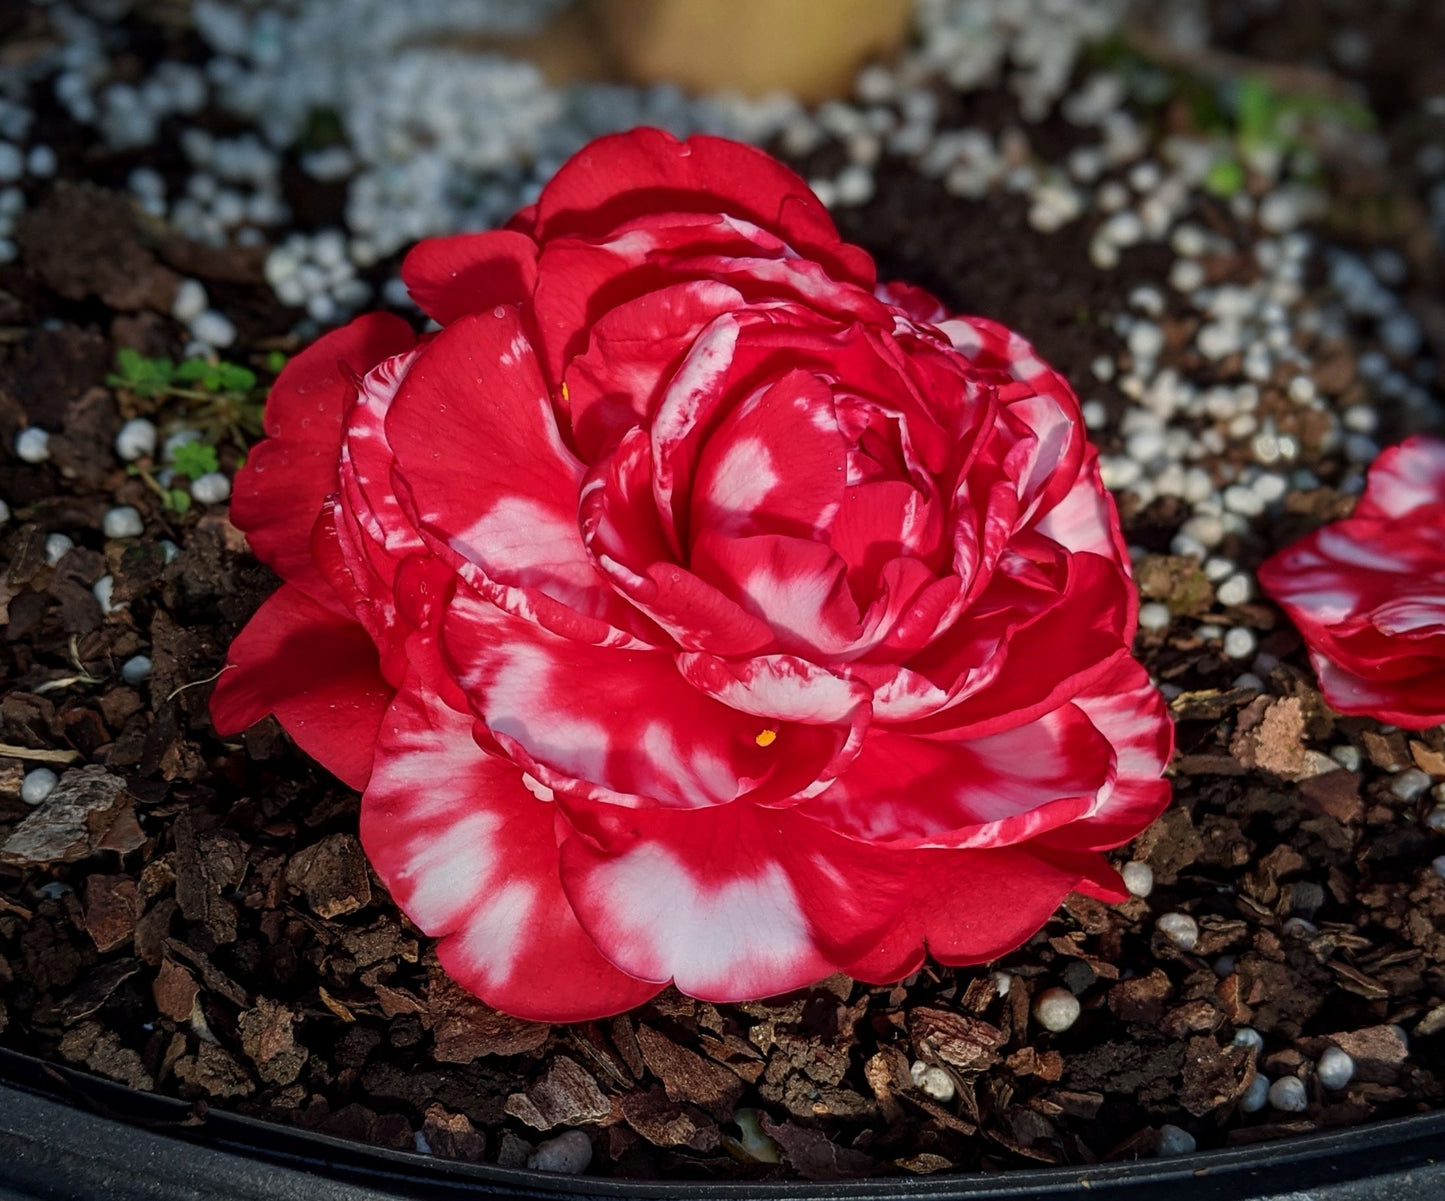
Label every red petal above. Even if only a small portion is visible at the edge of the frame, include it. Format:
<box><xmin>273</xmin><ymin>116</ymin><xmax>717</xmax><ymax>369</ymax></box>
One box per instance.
<box><xmin>532</xmin><ymin>127</ymin><xmax>874</xmax><ymax>287</ymax></box>
<box><xmin>232</xmin><ymin>313</ymin><xmax>415</xmax><ymax>608</ymax></box>
<box><xmin>1037</xmin><ymin>654</ymin><xmax>1175</xmax><ymax>851</ymax></box>
<box><xmin>800</xmin><ymin>702</ymin><xmax>1112</xmax><ymax>848</ymax></box>
<box><xmin>441</xmin><ymin>584</ymin><xmax>791</xmax><ymax>808</ymax></box>
<box><xmin>842</xmin><ymin>845</ymin><xmax>1100</xmax><ymax>980</ymax></box>
<box><xmin>565</xmin><ymin>279</ymin><xmax>744</xmax><ymax>460</ymax></box>
<box><xmin>401</xmin><ymin>230</ymin><xmax>539</xmax><ymax>326</ymax></box>
<box><xmin>1354</xmin><ymin>435</ymin><xmax>1445</xmax><ymax>520</ymax></box>
<box><xmin>691</xmin><ymin>530</ymin><xmax>862</xmax><ymax>658</ymax></box>
<box><xmin>210</xmin><ymin>585</ymin><xmax>392</xmax><ymax>789</ymax></box>
<box><xmin>1307</xmin><ymin>650</ymin><xmax>1445</xmax><ymax>729</ymax></box>
<box><xmin>907</xmin><ymin>551</ymin><xmax>1133</xmax><ymax>737</ymax></box>
<box><xmin>385</xmin><ymin>309</ymin><xmax>632</xmax><ymax>631</ymax></box>
<box><xmin>690</xmin><ymin>369</ymin><xmax>847</xmax><ymax>542</ymax></box>
<box><xmin>360</xmin><ymin>680</ymin><xmax>660</xmax><ymax>1021</ymax></box>
<box><xmin>558</xmin><ymin>800</ymin><xmax>908</xmax><ymax>1002</ymax></box>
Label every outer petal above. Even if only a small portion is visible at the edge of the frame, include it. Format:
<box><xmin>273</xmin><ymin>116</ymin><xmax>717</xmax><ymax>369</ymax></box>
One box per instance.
<box><xmin>531</xmin><ymin>127</ymin><xmax>875</xmax><ymax>287</ymax></box>
<box><xmin>842</xmin><ymin>845</ymin><xmax>1117</xmax><ymax>982</ymax></box>
<box><xmin>361</xmin><ymin>680</ymin><xmax>661</xmax><ymax>1021</ymax></box>
<box><xmin>210</xmin><ymin>585</ymin><xmax>392</xmax><ymax>789</ymax></box>
<box><xmin>558</xmin><ymin>801</ymin><xmax>908</xmax><ymax>1002</ymax></box>
<box><xmin>1353</xmin><ymin>435</ymin><xmax>1445</xmax><ymax>520</ymax></box>
<box><xmin>1307</xmin><ymin>650</ymin><xmax>1445</xmax><ymax>729</ymax></box>
<box><xmin>401</xmin><ymin>230</ymin><xmax>539</xmax><ymax>326</ymax></box>
<box><xmin>1037</xmin><ymin>654</ymin><xmax>1174</xmax><ymax>851</ymax></box>
<box><xmin>231</xmin><ymin>313</ymin><xmax>415</xmax><ymax>609</ymax></box>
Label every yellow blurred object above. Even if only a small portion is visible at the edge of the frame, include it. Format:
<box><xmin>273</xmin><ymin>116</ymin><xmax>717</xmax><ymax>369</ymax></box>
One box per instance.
<box><xmin>586</xmin><ymin>0</ymin><xmax>913</xmax><ymax>102</ymax></box>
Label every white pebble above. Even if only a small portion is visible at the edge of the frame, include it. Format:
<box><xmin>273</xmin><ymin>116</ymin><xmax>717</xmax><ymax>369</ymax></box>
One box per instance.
<box><xmin>171</xmin><ymin>279</ymin><xmax>209</xmax><ymax>324</ymax></box>
<box><xmin>1233</xmin><ymin>1027</ymin><xmax>1265</xmax><ymax>1053</ymax></box>
<box><xmin>1268</xmin><ymin>1075</ymin><xmax>1308</xmax><ymax>1113</ymax></box>
<box><xmin>1223</xmin><ymin>627</ymin><xmax>1257</xmax><ymax>660</ymax></box>
<box><xmin>1288</xmin><ymin>376</ymin><xmax>1317</xmax><ymax>404</ymax></box>
<box><xmin>190</xmin><ymin>309</ymin><xmax>236</xmax><ymax>348</ymax></box>
<box><xmin>1128</xmin><ymin>321</ymin><xmax>1165</xmax><ymax>363</ymax></box>
<box><xmin>44</xmin><ymin>532</ymin><xmax>74</xmax><ymax>564</ymax></box>
<box><xmin>527</xmin><ymin>1130</ymin><xmax>592</xmax><ymax>1174</ymax></box>
<box><xmin>1169</xmin><ymin>259</ymin><xmax>1206</xmax><ymax>292</ymax></box>
<box><xmin>1240</xmin><ymin>1074</ymin><xmax>1270</xmax><ymax>1112</ymax></box>
<box><xmin>1157</xmin><ymin>912</ymin><xmax>1199</xmax><ymax>951</ymax></box>
<box><xmin>1390</xmin><ymin>769</ymin><xmax>1433</xmax><ymax>802</ymax></box>
<box><xmin>1216</xmin><ymin>574</ymin><xmax>1252</xmax><ymax>607</ymax></box>
<box><xmin>1156</xmin><ymin>1124</ymin><xmax>1196</xmax><ymax>1156</ymax></box>
<box><xmin>103</xmin><ymin>506</ymin><xmax>144</xmax><ymax>539</ymax></box>
<box><xmin>0</xmin><ymin>143</ymin><xmax>21</xmax><ymax>183</ymax></box>
<box><xmin>21</xmin><ymin>767</ymin><xmax>58</xmax><ymax>805</ymax></box>
<box><xmin>0</xmin><ymin>497</ymin><xmax>8</xmax><ymax>524</ymax></box>
<box><xmin>834</xmin><ymin>164</ymin><xmax>875</xmax><ymax>207</ymax></box>
<box><xmin>1428</xmin><ymin>853</ymin><xmax>1445</xmax><ymax>878</ymax></box>
<box><xmin>910</xmin><ymin>1061</ymin><xmax>956</xmax><ymax>1102</ymax></box>
<box><xmin>93</xmin><ymin>574</ymin><xmax>117</xmax><ymax>614</ymax></box>
<box><xmin>993</xmin><ymin>971</ymin><xmax>1012</xmax><ymax>997</ymax></box>
<box><xmin>115</xmin><ymin>417</ymin><xmax>158</xmax><ymax>462</ymax></box>
<box><xmin>1180</xmin><ymin>514</ymin><xmax>1225</xmax><ymax>548</ymax></box>
<box><xmin>1033</xmin><ymin>987</ymin><xmax>1081</xmax><ymax>1033</ymax></box>
<box><xmin>1331</xmin><ymin>745</ymin><xmax>1363</xmax><ymax>772</ymax></box>
<box><xmin>26</xmin><ymin>144</ymin><xmax>57</xmax><ymax>177</ymax></box>
<box><xmin>15</xmin><ymin>427</ymin><xmax>50</xmax><ymax>463</ymax></box>
<box><xmin>190</xmin><ymin>472</ymin><xmax>232</xmax><ymax>504</ymax></box>
<box><xmin>1138</xmin><ymin>603</ymin><xmax>1171</xmax><ymax>632</ymax></box>
<box><xmin>1122</xmin><ymin>860</ymin><xmax>1154</xmax><ymax>898</ymax></box>
<box><xmin>121</xmin><ymin>655</ymin><xmax>152</xmax><ymax>686</ymax></box>
<box><xmin>1316</xmin><ymin>1046</ymin><xmax>1355</xmax><ymax>1090</ymax></box>
<box><xmin>1222</xmin><ymin>485</ymin><xmax>1265</xmax><ymax>517</ymax></box>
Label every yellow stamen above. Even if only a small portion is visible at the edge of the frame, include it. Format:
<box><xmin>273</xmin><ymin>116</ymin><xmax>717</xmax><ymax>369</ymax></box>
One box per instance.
<box><xmin>560</xmin><ymin>381</ymin><xmax>570</xmax><ymax>404</ymax></box>
<box><xmin>755</xmin><ymin>728</ymin><xmax>778</xmax><ymax>748</ymax></box>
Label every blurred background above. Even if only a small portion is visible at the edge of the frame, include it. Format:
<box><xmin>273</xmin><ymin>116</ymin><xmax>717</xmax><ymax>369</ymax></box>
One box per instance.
<box><xmin>0</xmin><ymin>0</ymin><xmax>1442</xmax><ymax>507</ymax></box>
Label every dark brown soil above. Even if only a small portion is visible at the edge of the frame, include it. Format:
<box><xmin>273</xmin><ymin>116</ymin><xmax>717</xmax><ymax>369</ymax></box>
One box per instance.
<box><xmin>2</xmin><ymin>1</ymin><xmax>1445</xmax><ymax>1184</ymax></box>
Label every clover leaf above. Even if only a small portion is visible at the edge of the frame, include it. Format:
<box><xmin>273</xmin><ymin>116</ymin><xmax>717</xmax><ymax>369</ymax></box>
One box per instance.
<box><xmin>169</xmin><ymin>440</ymin><xmax>220</xmax><ymax>481</ymax></box>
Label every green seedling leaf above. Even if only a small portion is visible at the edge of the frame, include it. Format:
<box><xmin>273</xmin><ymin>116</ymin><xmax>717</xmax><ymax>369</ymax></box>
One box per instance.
<box><xmin>265</xmin><ymin>349</ymin><xmax>289</xmax><ymax>374</ymax></box>
<box><xmin>216</xmin><ymin>362</ymin><xmax>258</xmax><ymax>392</ymax></box>
<box><xmin>108</xmin><ymin>348</ymin><xmax>176</xmax><ymax>398</ymax></box>
<box><xmin>170</xmin><ymin>440</ymin><xmax>220</xmax><ymax>480</ymax></box>
<box><xmin>1235</xmin><ymin>76</ymin><xmax>1278</xmax><ymax>150</ymax></box>
<box><xmin>1205</xmin><ymin>157</ymin><xmax>1246</xmax><ymax>198</ymax></box>
<box><xmin>167</xmin><ymin>489</ymin><xmax>192</xmax><ymax>515</ymax></box>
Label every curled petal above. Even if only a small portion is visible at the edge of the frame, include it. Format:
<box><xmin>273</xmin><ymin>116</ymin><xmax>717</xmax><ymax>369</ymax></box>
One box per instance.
<box><xmin>401</xmin><ymin>230</ymin><xmax>539</xmax><ymax>325</ymax></box>
<box><xmin>532</xmin><ymin>127</ymin><xmax>875</xmax><ymax>286</ymax></box>
<box><xmin>1037</xmin><ymin>653</ymin><xmax>1174</xmax><ymax>851</ymax></box>
<box><xmin>210</xmin><ymin>585</ymin><xmax>392</xmax><ymax>789</ymax></box>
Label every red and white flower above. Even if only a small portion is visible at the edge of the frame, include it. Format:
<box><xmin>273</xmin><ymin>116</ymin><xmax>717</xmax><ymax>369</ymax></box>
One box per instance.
<box><xmin>1259</xmin><ymin>435</ymin><xmax>1445</xmax><ymax>730</ymax></box>
<box><xmin>212</xmin><ymin>128</ymin><xmax>1173</xmax><ymax>1021</ymax></box>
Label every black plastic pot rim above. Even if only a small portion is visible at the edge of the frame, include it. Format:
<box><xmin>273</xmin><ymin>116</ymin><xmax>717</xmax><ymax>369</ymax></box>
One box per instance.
<box><xmin>2</xmin><ymin>1044</ymin><xmax>1444</xmax><ymax>1201</ymax></box>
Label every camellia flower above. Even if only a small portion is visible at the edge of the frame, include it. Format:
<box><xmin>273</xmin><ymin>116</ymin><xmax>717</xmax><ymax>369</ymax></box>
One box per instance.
<box><xmin>1258</xmin><ymin>435</ymin><xmax>1445</xmax><ymax>729</ymax></box>
<box><xmin>212</xmin><ymin>128</ymin><xmax>1173</xmax><ymax>1021</ymax></box>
